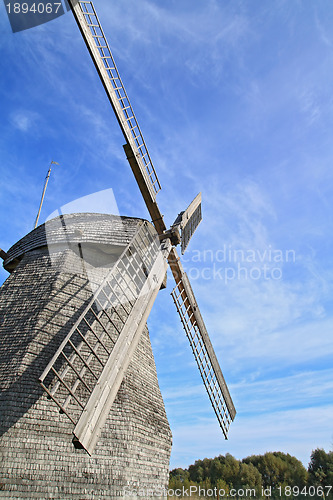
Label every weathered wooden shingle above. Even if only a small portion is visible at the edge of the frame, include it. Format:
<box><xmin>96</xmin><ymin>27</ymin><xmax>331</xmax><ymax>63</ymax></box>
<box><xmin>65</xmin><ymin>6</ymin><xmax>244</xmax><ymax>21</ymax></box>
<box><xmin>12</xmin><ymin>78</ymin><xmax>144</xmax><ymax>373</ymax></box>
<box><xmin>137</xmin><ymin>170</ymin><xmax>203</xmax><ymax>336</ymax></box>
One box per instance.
<box><xmin>0</xmin><ymin>213</ymin><xmax>172</xmax><ymax>499</ymax></box>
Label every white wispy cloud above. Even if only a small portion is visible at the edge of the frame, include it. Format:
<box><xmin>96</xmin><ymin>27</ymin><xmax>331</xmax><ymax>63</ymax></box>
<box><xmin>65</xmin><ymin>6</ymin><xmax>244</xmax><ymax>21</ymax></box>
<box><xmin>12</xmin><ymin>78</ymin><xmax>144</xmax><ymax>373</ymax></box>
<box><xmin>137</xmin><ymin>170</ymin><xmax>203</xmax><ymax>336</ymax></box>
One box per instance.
<box><xmin>233</xmin><ymin>369</ymin><xmax>333</xmax><ymax>412</ymax></box>
<box><xmin>9</xmin><ymin>109</ymin><xmax>40</xmax><ymax>132</ymax></box>
<box><xmin>170</xmin><ymin>405</ymin><xmax>333</xmax><ymax>469</ymax></box>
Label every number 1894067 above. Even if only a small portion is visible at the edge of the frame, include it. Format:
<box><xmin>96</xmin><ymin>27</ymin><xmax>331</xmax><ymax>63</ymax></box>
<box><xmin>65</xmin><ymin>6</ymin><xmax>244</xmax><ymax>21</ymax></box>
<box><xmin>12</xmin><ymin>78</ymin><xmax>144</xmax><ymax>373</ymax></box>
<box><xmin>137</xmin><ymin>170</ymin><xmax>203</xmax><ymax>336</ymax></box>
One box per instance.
<box><xmin>277</xmin><ymin>485</ymin><xmax>332</xmax><ymax>497</ymax></box>
<box><xmin>6</xmin><ymin>3</ymin><xmax>62</xmax><ymax>14</ymax></box>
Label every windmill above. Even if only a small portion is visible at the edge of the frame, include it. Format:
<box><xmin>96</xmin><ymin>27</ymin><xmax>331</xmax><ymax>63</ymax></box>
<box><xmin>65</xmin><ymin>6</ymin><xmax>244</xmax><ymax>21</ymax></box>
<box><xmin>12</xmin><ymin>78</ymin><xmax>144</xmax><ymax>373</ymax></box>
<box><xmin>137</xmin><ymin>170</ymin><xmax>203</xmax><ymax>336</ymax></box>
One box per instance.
<box><xmin>37</xmin><ymin>0</ymin><xmax>236</xmax><ymax>456</ymax></box>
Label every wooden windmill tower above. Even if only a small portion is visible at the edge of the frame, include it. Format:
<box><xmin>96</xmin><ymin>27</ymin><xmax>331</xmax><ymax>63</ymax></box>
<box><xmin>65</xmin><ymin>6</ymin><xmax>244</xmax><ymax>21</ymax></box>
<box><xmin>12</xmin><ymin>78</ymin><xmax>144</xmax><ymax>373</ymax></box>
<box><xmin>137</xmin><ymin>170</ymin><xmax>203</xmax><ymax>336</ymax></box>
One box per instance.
<box><xmin>0</xmin><ymin>1</ymin><xmax>236</xmax><ymax>497</ymax></box>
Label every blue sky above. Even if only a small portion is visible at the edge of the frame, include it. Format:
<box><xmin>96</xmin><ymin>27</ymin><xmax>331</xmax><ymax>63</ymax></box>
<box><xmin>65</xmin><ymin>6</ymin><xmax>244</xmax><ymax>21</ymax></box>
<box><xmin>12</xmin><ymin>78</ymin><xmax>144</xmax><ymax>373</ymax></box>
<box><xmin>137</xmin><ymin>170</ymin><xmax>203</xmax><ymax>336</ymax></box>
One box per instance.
<box><xmin>1</xmin><ymin>0</ymin><xmax>333</xmax><ymax>470</ymax></box>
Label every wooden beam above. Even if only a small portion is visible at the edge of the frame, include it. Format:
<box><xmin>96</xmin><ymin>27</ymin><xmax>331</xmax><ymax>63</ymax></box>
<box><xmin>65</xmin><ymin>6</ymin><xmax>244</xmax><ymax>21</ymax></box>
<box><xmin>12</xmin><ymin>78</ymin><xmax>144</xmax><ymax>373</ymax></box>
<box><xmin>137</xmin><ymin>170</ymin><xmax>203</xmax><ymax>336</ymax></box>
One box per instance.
<box><xmin>73</xmin><ymin>239</ymin><xmax>171</xmax><ymax>455</ymax></box>
<box><xmin>0</xmin><ymin>248</ymin><xmax>8</xmax><ymax>261</ymax></box>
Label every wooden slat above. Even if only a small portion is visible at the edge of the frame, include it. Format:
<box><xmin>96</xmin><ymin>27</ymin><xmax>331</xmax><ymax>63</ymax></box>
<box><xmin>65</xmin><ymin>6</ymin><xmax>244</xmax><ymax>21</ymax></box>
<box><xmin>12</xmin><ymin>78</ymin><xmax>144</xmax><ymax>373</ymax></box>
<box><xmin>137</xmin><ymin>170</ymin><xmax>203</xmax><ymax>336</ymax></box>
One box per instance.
<box><xmin>67</xmin><ymin>0</ymin><xmax>163</xmax><ymax>216</ymax></box>
<box><xmin>74</xmin><ymin>238</ymin><xmax>171</xmax><ymax>454</ymax></box>
<box><xmin>39</xmin><ymin>222</ymin><xmax>171</xmax><ymax>454</ymax></box>
<box><xmin>169</xmin><ymin>247</ymin><xmax>236</xmax><ymax>438</ymax></box>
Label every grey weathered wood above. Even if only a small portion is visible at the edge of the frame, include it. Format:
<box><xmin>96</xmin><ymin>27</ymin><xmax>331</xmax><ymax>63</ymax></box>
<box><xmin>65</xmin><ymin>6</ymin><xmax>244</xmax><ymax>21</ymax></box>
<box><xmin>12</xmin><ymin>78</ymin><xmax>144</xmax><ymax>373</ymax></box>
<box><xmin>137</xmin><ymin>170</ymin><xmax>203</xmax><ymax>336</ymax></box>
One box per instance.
<box><xmin>173</xmin><ymin>192</ymin><xmax>202</xmax><ymax>230</ymax></box>
<box><xmin>0</xmin><ymin>247</ymin><xmax>7</xmax><ymax>261</ymax></box>
<box><xmin>39</xmin><ymin>218</ymin><xmax>172</xmax><ymax>455</ymax></box>
<box><xmin>74</xmin><ymin>239</ymin><xmax>171</xmax><ymax>454</ymax></box>
<box><xmin>172</xmin><ymin>193</ymin><xmax>202</xmax><ymax>254</ymax></box>
<box><xmin>68</xmin><ymin>0</ymin><xmax>162</xmax><ymax>206</ymax></box>
<box><xmin>169</xmin><ymin>247</ymin><xmax>236</xmax><ymax>438</ymax></box>
<box><xmin>0</xmin><ymin>214</ymin><xmax>172</xmax><ymax>496</ymax></box>
<box><xmin>66</xmin><ymin>0</ymin><xmax>236</xmax><ymax>440</ymax></box>
<box><xmin>123</xmin><ymin>144</ymin><xmax>166</xmax><ymax>235</ymax></box>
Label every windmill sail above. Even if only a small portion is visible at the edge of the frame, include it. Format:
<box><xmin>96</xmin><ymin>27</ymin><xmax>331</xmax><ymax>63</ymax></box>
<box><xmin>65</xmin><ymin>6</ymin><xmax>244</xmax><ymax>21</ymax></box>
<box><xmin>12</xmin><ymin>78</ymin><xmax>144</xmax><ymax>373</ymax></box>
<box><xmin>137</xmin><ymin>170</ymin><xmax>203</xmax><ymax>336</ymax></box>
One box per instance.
<box><xmin>66</xmin><ymin>0</ymin><xmax>236</xmax><ymax>442</ymax></box>
<box><xmin>172</xmin><ymin>193</ymin><xmax>202</xmax><ymax>254</ymax></box>
<box><xmin>168</xmin><ymin>247</ymin><xmax>236</xmax><ymax>438</ymax></box>
<box><xmin>39</xmin><ymin>221</ymin><xmax>171</xmax><ymax>454</ymax></box>
<box><xmin>68</xmin><ymin>0</ymin><xmax>166</xmax><ymax>235</ymax></box>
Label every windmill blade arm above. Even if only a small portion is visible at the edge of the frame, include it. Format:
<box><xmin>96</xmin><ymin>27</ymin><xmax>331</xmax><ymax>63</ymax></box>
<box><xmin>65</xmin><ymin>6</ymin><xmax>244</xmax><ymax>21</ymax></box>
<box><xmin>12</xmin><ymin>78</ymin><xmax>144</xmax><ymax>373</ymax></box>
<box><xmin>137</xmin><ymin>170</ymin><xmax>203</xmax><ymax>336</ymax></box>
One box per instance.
<box><xmin>39</xmin><ymin>221</ymin><xmax>171</xmax><ymax>455</ymax></box>
<box><xmin>0</xmin><ymin>247</ymin><xmax>8</xmax><ymax>261</ymax></box>
<box><xmin>168</xmin><ymin>248</ymin><xmax>236</xmax><ymax>438</ymax></box>
<box><xmin>73</xmin><ymin>237</ymin><xmax>171</xmax><ymax>454</ymax></box>
<box><xmin>68</xmin><ymin>0</ymin><xmax>165</xmax><ymax>231</ymax></box>
<box><xmin>123</xmin><ymin>144</ymin><xmax>166</xmax><ymax>235</ymax></box>
<box><xmin>174</xmin><ymin>193</ymin><xmax>202</xmax><ymax>230</ymax></box>
<box><xmin>172</xmin><ymin>193</ymin><xmax>202</xmax><ymax>254</ymax></box>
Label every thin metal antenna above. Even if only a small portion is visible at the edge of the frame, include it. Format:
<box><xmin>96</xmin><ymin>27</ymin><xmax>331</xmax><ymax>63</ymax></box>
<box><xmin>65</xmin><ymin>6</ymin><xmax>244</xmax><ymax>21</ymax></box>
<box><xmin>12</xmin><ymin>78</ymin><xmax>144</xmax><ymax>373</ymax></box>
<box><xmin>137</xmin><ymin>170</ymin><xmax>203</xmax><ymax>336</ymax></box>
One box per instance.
<box><xmin>34</xmin><ymin>161</ymin><xmax>59</xmax><ymax>229</ymax></box>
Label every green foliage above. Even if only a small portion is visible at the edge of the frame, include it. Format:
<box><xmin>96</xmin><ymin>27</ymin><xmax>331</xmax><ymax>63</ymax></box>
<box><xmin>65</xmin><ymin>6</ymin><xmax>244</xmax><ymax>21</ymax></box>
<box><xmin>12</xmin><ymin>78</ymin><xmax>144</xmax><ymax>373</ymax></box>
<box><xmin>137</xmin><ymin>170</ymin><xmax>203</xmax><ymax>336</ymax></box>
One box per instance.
<box><xmin>236</xmin><ymin>462</ymin><xmax>262</xmax><ymax>493</ymax></box>
<box><xmin>169</xmin><ymin>467</ymin><xmax>190</xmax><ymax>491</ymax></box>
<box><xmin>169</xmin><ymin>467</ymin><xmax>189</xmax><ymax>482</ymax></box>
<box><xmin>243</xmin><ymin>451</ymin><xmax>307</xmax><ymax>490</ymax></box>
<box><xmin>169</xmin><ymin>447</ymin><xmax>332</xmax><ymax>499</ymax></box>
<box><xmin>273</xmin><ymin>452</ymin><xmax>308</xmax><ymax>487</ymax></box>
<box><xmin>308</xmin><ymin>448</ymin><xmax>333</xmax><ymax>489</ymax></box>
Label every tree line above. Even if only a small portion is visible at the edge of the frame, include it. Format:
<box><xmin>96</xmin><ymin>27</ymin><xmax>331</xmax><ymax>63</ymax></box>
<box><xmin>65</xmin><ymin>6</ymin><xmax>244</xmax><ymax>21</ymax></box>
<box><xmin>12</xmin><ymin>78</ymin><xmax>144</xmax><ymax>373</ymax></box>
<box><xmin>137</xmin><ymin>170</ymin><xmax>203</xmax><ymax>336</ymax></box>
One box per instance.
<box><xmin>169</xmin><ymin>448</ymin><xmax>333</xmax><ymax>498</ymax></box>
